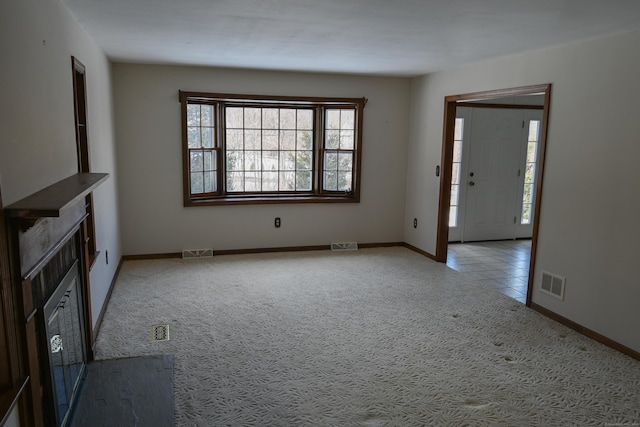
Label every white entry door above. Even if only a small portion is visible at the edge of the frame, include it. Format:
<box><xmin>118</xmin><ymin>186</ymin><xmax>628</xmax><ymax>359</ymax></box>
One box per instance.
<box><xmin>463</xmin><ymin>108</ymin><xmax>525</xmax><ymax>242</ymax></box>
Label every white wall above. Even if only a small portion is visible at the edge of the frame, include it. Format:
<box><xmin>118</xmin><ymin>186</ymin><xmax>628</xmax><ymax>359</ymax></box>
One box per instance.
<box><xmin>113</xmin><ymin>64</ymin><xmax>410</xmax><ymax>255</ymax></box>
<box><xmin>0</xmin><ymin>0</ymin><xmax>121</xmax><ymax>327</ymax></box>
<box><xmin>405</xmin><ymin>30</ymin><xmax>640</xmax><ymax>352</ymax></box>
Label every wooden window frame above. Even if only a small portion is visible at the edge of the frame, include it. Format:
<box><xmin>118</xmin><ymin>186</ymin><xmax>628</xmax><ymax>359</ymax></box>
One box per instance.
<box><xmin>71</xmin><ymin>57</ymin><xmax>99</xmax><ymax>269</ymax></box>
<box><xmin>179</xmin><ymin>91</ymin><xmax>366</xmax><ymax>206</ymax></box>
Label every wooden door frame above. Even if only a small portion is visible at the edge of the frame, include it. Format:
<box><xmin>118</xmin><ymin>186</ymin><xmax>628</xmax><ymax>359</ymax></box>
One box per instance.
<box><xmin>71</xmin><ymin>56</ymin><xmax>98</xmax><ymax>360</ymax></box>
<box><xmin>435</xmin><ymin>84</ymin><xmax>551</xmax><ymax>306</ymax></box>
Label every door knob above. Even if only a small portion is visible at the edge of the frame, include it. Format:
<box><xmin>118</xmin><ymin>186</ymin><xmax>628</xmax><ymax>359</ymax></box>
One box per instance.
<box><xmin>469</xmin><ymin>181</ymin><xmax>475</xmax><ymax>187</ymax></box>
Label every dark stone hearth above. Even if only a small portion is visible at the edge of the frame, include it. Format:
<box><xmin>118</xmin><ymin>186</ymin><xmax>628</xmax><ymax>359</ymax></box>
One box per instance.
<box><xmin>69</xmin><ymin>355</ymin><xmax>174</xmax><ymax>427</ymax></box>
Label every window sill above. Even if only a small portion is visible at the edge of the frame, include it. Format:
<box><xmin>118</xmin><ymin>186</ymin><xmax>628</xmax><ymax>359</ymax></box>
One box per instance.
<box><xmin>185</xmin><ymin>194</ymin><xmax>359</xmax><ymax>207</ymax></box>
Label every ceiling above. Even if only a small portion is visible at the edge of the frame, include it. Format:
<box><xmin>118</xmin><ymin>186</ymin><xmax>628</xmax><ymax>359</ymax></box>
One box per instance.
<box><xmin>62</xmin><ymin>0</ymin><xmax>640</xmax><ymax>77</ymax></box>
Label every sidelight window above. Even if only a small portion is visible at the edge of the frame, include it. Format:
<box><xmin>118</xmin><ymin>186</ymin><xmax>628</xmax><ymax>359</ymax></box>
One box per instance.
<box><xmin>521</xmin><ymin>120</ymin><xmax>540</xmax><ymax>224</ymax></box>
<box><xmin>449</xmin><ymin>118</ymin><xmax>464</xmax><ymax>227</ymax></box>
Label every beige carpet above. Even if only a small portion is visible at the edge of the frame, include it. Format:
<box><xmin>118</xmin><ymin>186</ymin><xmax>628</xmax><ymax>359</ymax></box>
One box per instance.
<box><xmin>94</xmin><ymin>247</ymin><xmax>640</xmax><ymax>426</ymax></box>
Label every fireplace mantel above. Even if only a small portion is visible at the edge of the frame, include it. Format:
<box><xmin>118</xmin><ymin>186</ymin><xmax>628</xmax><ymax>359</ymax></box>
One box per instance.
<box><xmin>3</xmin><ymin>172</ymin><xmax>108</xmax><ymax>426</ymax></box>
<box><xmin>5</xmin><ymin>173</ymin><xmax>108</xmax><ymax>231</ymax></box>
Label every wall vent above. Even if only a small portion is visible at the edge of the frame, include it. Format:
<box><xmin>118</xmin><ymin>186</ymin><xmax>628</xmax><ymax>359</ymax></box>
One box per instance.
<box><xmin>151</xmin><ymin>324</ymin><xmax>170</xmax><ymax>342</ymax></box>
<box><xmin>182</xmin><ymin>248</ymin><xmax>213</xmax><ymax>259</ymax></box>
<box><xmin>331</xmin><ymin>242</ymin><xmax>358</xmax><ymax>251</ymax></box>
<box><xmin>540</xmin><ymin>271</ymin><xmax>565</xmax><ymax>300</ymax></box>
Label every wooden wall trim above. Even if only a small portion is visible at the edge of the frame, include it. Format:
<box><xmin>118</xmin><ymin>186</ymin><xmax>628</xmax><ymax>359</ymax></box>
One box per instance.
<box><xmin>122</xmin><ymin>242</ymin><xmax>406</xmax><ymax>260</ymax></box>
<box><xmin>456</xmin><ymin>102</ymin><xmax>544</xmax><ymax>110</ymax></box>
<box><xmin>401</xmin><ymin>242</ymin><xmax>438</xmax><ymax>261</ymax></box>
<box><xmin>91</xmin><ymin>257</ymin><xmax>124</xmax><ymax>349</ymax></box>
<box><xmin>530</xmin><ymin>302</ymin><xmax>640</xmax><ymax>361</ymax></box>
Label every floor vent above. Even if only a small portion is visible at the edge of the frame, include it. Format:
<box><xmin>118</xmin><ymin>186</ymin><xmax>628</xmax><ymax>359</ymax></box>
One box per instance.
<box><xmin>151</xmin><ymin>324</ymin><xmax>170</xmax><ymax>342</ymax></box>
<box><xmin>331</xmin><ymin>242</ymin><xmax>358</xmax><ymax>251</ymax></box>
<box><xmin>540</xmin><ymin>271</ymin><xmax>565</xmax><ymax>300</ymax></box>
<box><xmin>182</xmin><ymin>248</ymin><xmax>213</xmax><ymax>259</ymax></box>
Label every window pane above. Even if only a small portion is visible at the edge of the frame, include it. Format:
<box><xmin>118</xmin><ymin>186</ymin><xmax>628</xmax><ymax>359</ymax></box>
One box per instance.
<box><xmin>296</xmin><ymin>171</ymin><xmax>312</xmax><ymax>191</ymax></box>
<box><xmin>188</xmin><ymin>127</ymin><xmax>201</xmax><ymax>148</ymax></box>
<box><xmin>525</xmin><ymin>163</ymin><xmax>535</xmax><ymax>183</ymax></box>
<box><xmin>528</xmin><ymin>120</ymin><xmax>540</xmax><ymax>142</ymax></box>
<box><xmin>245</xmin><ymin>151</ymin><xmax>261</xmax><ymax>171</ymax></box>
<box><xmin>451</xmin><ymin>163</ymin><xmax>461</xmax><ymax>185</ymax></box>
<box><xmin>297</xmin><ymin>130</ymin><xmax>312</xmax><ymax>150</ymax></box>
<box><xmin>280</xmin><ymin>130</ymin><xmax>296</xmax><ymax>150</ymax></box>
<box><xmin>337</xmin><ymin>172</ymin><xmax>351</xmax><ymax>191</ymax></box>
<box><xmin>338</xmin><ymin>152</ymin><xmax>353</xmax><ymax>171</ymax></box>
<box><xmin>279</xmin><ymin>172</ymin><xmax>295</xmax><ymax>191</ymax></box>
<box><xmin>262</xmin><ymin>151</ymin><xmax>278</xmax><ymax>170</ymax></box>
<box><xmin>280</xmin><ymin>151</ymin><xmax>296</xmax><ymax>171</ymax></box>
<box><xmin>340</xmin><ymin>130</ymin><xmax>354</xmax><ymax>150</ymax></box>
<box><xmin>244</xmin><ymin>171</ymin><xmax>261</xmax><ymax>191</ymax></box>
<box><xmin>324</xmin><ymin>171</ymin><xmax>337</xmax><ymax>191</ymax></box>
<box><xmin>201</xmin><ymin>127</ymin><xmax>213</xmax><ymax>148</ymax></box>
<box><xmin>449</xmin><ymin>206</ymin><xmax>458</xmax><ymax>227</ymax></box>
<box><xmin>523</xmin><ymin>183</ymin><xmax>533</xmax><ymax>204</ymax></box>
<box><xmin>522</xmin><ymin>204</ymin><xmax>531</xmax><ymax>224</ymax></box>
<box><xmin>201</xmin><ymin>105</ymin><xmax>214</xmax><ymax>126</ymax></box>
<box><xmin>187</xmin><ymin>104</ymin><xmax>200</xmax><ymax>127</ymax></box>
<box><xmin>297</xmin><ymin>110</ymin><xmax>313</xmax><ymax>130</ymax></box>
<box><xmin>244</xmin><ymin>130</ymin><xmax>260</xmax><ymax>150</ymax></box>
<box><xmin>454</xmin><ymin>118</ymin><xmax>464</xmax><ymax>140</ymax></box>
<box><xmin>244</xmin><ymin>108</ymin><xmax>261</xmax><ymax>128</ymax></box>
<box><xmin>226</xmin><ymin>107</ymin><xmax>243</xmax><ymax>128</ymax></box>
<box><xmin>324</xmin><ymin>152</ymin><xmax>338</xmax><ymax>170</ymax></box>
<box><xmin>227</xmin><ymin>172</ymin><xmax>244</xmax><ymax>192</ymax></box>
<box><xmin>190</xmin><ymin>151</ymin><xmax>203</xmax><ymax>172</ymax></box>
<box><xmin>226</xmin><ymin>150</ymin><xmax>243</xmax><ymax>171</ymax></box>
<box><xmin>204</xmin><ymin>171</ymin><xmax>216</xmax><ymax>193</ymax></box>
<box><xmin>325</xmin><ymin>130</ymin><xmax>340</xmax><ymax>149</ymax></box>
<box><xmin>280</xmin><ymin>109</ymin><xmax>296</xmax><ymax>129</ymax></box>
<box><xmin>326</xmin><ymin>110</ymin><xmax>340</xmax><ymax>129</ymax></box>
<box><xmin>204</xmin><ymin>150</ymin><xmax>214</xmax><ymax>171</ymax></box>
<box><xmin>297</xmin><ymin>151</ymin><xmax>312</xmax><ymax>171</ymax></box>
<box><xmin>262</xmin><ymin>108</ymin><xmax>278</xmax><ymax>129</ymax></box>
<box><xmin>450</xmin><ymin>184</ymin><xmax>459</xmax><ymax>205</ymax></box>
<box><xmin>262</xmin><ymin>171</ymin><xmax>278</xmax><ymax>191</ymax></box>
<box><xmin>191</xmin><ymin>173</ymin><xmax>204</xmax><ymax>194</ymax></box>
<box><xmin>453</xmin><ymin>140</ymin><xmax>462</xmax><ymax>162</ymax></box>
<box><xmin>226</xmin><ymin>129</ymin><xmax>243</xmax><ymax>150</ymax></box>
<box><xmin>527</xmin><ymin>142</ymin><xmax>538</xmax><ymax>163</ymax></box>
<box><xmin>340</xmin><ymin>110</ymin><xmax>355</xmax><ymax>130</ymax></box>
<box><xmin>263</xmin><ymin>130</ymin><xmax>278</xmax><ymax>150</ymax></box>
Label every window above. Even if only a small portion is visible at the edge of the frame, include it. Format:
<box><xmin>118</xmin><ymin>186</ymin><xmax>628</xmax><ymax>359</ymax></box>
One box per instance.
<box><xmin>521</xmin><ymin>120</ymin><xmax>540</xmax><ymax>224</ymax></box>
<box><xmin>180</xmin><ymin>92</ymin><xmax>366</xmax><ymax>206</ymax></box>
<box><xmin>449</xmin><ymin>118</ymin><xmax>464</xmax><ymax>227</ymax></box>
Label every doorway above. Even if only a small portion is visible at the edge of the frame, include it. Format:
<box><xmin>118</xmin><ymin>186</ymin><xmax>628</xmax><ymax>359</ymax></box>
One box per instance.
<box><xmin>450</xmin><ymin>106</ymin><xmax>543</xmax><ymax>242</ymax></box>
<box><xmin>436</xmin><ymin>84</ymin><xmax>551</xmax><ymax>306</ymax></box>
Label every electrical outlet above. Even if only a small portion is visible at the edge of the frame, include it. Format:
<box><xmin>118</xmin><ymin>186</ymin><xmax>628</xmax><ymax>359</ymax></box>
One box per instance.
<box><xmin>414</xmin><ymin>218</ymin><xmax>418</xmax><ymax>228</ymax></box>
<box><xmin>275</xmin><ymin>217</ymin><xmax>281</xmax><ymax>228</ymax></box>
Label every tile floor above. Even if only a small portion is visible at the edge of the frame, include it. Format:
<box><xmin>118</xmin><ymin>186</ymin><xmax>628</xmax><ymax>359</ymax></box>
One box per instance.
<box><xmin>446</xmin><ymin>239</ymin><xmax>531</xmax><ymax>304</ymax></box>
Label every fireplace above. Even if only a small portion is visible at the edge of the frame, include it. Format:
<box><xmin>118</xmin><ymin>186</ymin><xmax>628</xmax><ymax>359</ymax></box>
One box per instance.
<box><xmin>4</xmin><ymin>173</ymin><xmax>108</xmax><ymax>426</ymax></box>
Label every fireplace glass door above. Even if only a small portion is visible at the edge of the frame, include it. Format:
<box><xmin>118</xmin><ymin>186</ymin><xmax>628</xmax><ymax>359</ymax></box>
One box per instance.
<box><xmin>43</xmin><ymin>261</ymin><xmax>86</xmax><ymax>426</ymax></box>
